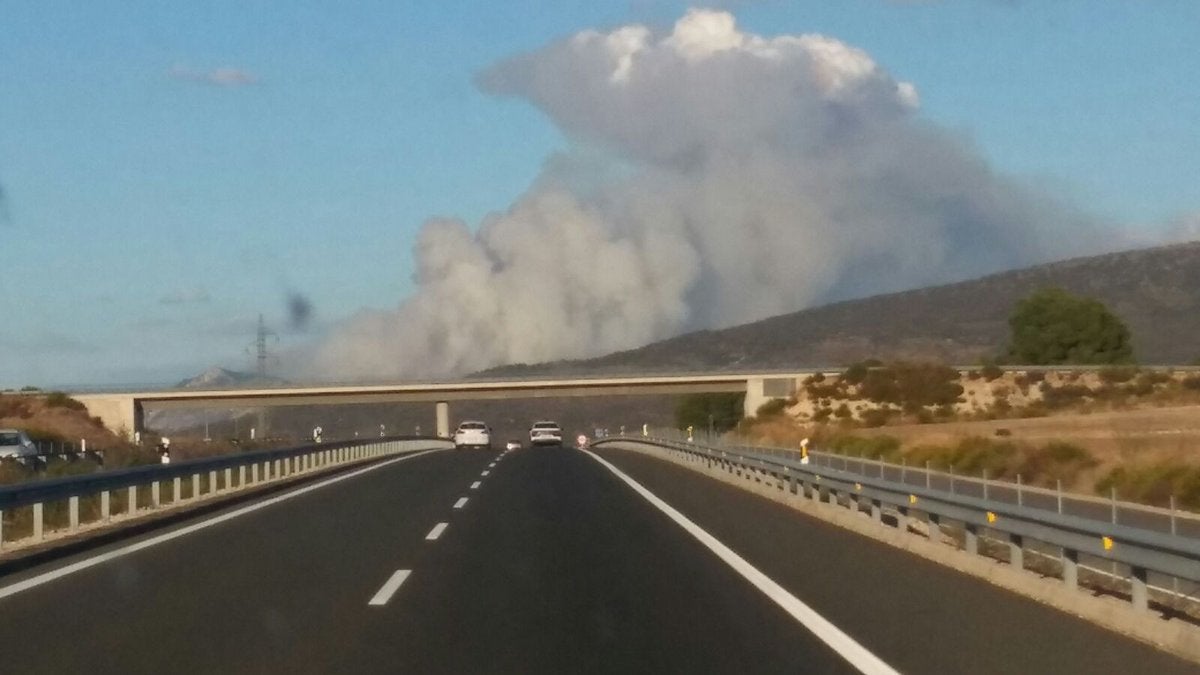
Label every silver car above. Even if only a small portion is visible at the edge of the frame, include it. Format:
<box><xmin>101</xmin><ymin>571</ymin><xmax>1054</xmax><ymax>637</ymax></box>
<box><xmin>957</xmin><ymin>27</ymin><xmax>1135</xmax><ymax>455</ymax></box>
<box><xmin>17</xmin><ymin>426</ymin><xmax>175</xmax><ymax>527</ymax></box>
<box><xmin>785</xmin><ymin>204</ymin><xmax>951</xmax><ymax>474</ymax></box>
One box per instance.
<box><xmin>0</xmin><ymin>429</ymin><xmax>38</xmax><ymax>459</ymax></box>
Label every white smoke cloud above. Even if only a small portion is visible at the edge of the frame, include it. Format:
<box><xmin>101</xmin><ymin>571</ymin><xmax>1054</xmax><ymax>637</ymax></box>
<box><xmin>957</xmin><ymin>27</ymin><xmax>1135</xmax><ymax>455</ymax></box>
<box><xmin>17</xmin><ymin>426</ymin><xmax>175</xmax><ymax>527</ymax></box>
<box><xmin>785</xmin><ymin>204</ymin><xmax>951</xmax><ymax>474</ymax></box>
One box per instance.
<box><xmin>296</xmin><ymin>9</ymin><xmax>1100</xmax><ymax>380</ymax></box>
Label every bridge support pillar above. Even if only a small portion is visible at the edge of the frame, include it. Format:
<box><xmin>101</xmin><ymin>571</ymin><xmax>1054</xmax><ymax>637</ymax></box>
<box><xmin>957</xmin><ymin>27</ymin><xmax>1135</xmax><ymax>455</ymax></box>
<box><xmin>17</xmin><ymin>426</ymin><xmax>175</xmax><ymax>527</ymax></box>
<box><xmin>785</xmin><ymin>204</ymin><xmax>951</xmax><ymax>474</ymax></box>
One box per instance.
<box><xmin>436</xmin><ymin>401</ymin><xmax>450</xmax><ymax>438</ymax></box>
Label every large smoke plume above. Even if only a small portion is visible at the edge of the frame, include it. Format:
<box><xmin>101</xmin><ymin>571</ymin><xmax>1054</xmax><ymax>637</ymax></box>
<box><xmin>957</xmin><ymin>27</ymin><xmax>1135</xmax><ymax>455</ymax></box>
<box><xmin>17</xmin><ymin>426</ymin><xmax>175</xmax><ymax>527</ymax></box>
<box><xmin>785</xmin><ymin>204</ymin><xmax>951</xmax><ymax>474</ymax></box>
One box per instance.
<box><xmin>297</xmin><ymin>9</ymin><xmax>1097</xmax><ymax>380</ymax></box>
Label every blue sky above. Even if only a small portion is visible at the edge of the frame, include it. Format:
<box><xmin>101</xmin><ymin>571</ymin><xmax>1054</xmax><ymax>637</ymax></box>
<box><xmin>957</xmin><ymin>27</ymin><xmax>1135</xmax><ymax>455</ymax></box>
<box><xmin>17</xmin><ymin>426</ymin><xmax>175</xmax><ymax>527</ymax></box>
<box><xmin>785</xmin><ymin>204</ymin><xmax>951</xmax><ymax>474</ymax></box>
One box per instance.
<box><xmin>2</xmin><ymin>1</ymin><xmax>1198</xmax><ymax>387</ymax></box>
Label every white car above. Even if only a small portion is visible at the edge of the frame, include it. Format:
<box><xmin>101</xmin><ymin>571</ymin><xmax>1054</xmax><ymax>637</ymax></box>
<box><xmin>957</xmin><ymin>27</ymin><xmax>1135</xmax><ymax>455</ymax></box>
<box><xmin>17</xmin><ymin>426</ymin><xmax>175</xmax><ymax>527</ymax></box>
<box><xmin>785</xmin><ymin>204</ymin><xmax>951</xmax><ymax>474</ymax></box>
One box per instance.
<box><xmin>529</xmin><ymin>421</ymin><xmax>563</xmax><ymax>447</ymax></box>
<box><xmin>0</xmin><ymin>429</ymin><xmax>38</xmax><ymax>460</ymax></box>
<box><xmin>453</xmin><ymin>421</ymin><xmax>492</xmax><ymax>450</ymax></box>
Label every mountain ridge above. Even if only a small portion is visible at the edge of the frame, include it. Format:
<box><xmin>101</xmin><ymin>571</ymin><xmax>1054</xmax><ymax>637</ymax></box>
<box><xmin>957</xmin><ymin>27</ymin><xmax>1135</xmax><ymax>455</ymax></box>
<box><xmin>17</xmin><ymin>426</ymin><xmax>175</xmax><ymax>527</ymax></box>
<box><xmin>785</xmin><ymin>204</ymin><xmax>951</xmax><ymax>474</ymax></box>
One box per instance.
<box><xmin>477</xmin><ymin>240</ymin><xmax>1200</xmax><ymax>377</ymax></box>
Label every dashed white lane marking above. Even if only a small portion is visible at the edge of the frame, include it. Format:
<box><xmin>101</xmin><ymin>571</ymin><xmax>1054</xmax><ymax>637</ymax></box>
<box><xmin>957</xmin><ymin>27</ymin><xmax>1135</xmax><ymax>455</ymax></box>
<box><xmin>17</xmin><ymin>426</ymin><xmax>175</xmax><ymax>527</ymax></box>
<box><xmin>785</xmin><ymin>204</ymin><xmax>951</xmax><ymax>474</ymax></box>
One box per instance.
<box><xmin>488</xmin><ymin>462</ymin><xmax>496</xmax><ymax>468</ymax></box>
<box><xmin>583</xmin><ymin>450</ymin><xmax>899</xmax><ymax>675</ymax></box>
<box><xmin>470</xmin><ymin>481</ymin><xmax>482</xmax><ymax>489</ymax></box>
<box><xmin>368</xmin><ymin>569</ymin><xmax>412</xmax><ymax>606</ymax></box>
<box><xmin>425</xmin><ymin>522</ymin><xmax>449</xmax><ymax>541</ymax></box>
<box><xmin>481</xmin><ymin>470</ymin><xmax>490</xmax><ymax>476</ymax></box>
<box><xmin>0</xmin><ymin>448</ymin><xmax>446</xmax><ymax>603</ymax></box>
<box><xmin>453</xmin><ymin>497</ymin><xmax>469</xmax><ymax>509</ymax></box>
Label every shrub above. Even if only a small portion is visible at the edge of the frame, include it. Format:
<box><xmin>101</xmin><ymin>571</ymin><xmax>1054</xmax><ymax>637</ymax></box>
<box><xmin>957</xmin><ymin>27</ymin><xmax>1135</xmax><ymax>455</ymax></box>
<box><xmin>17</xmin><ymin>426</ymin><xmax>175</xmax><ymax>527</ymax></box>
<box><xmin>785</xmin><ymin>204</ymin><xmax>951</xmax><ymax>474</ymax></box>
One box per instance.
<box><xmin>860</xmin><ymin>407</ymin><xmax>894</xmax><ymax>428</ymax></box>
<box><xmin>833</xmin><ymin>403</ymin><xmax>852</xmax><ymax>419</ymax></box>
<box><xmin>44</xmin><ymin>392</ymin><xmax>87</xmax><ymax>412</ymax></box>
<box><xmin>1182</xmin><ymin>376</ymin><xmax>1200</xmax><ymax>391</ymax></box>
<box><xmin>1039</xmin><ymin>382</ymin><xmax>1092</xmax><ymax>409</ymax></box>
<box><xmin>981</xmin><ymin>362</ymin><xmax>1004</xmax><ymax>381</ymax></box>
<box><xmin>812</xmin><ymin>407</ymin><xmax>833</xmax><ymax>422</ymax></box>
<box><xmin>841</xmin><ymin>362</ymin><xmax>869</xmax><ymax>385</ymax></box>
<box><xmin>756</xmin><ymin>398</ymin><xmax>788</xmax><ymax>418</ymax></box>
<box><xmin>1099</xmin><ymin>366</ymin><xmax>1138</xmax><ymax>384</ymax></box>
<box><xmin>1007</xmin><ymin>287</ymin><xmax>1134</xmax><ymax>365</ymax></box>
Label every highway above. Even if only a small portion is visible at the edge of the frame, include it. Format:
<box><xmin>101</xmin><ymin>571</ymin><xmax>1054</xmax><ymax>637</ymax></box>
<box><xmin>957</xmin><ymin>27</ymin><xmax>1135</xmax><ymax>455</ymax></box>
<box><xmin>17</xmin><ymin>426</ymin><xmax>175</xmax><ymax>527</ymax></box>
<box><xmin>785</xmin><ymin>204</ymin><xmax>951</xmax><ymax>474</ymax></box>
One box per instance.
<box><xmin>0</xmin><ymin>445</ymin><xmax>1193</xmax><ymax>674</ymax></box>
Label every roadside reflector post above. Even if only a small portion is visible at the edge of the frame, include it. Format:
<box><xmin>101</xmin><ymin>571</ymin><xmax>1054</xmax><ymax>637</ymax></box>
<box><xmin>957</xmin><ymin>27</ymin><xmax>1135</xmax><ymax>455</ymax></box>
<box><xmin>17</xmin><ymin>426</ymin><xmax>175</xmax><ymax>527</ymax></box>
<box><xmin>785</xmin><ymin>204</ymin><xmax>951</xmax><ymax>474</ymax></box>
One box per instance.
<box><xmin>224</xmin><ymin>468</ymin><xmax>232</xmax><ymax>491</ymax></box>
<box><xmin>1062</xmin><ymin>548</ymin><xmax>1079</xmax><ymax>591</ymax></box>
<box><xmin>251</xmin><ymin>463</ymin><xmax>259</xmax><ymax>485</ymax></box>
<box><xmin>68</xmin><ymin>495</ymin><xmax>79</xmax><ymax>531</ymax></box>
<box><xmin>209</xmin><ymin>471</ymin><xmax>218</xmax><ymax>494</ymax></box>
<box><xmin>127</xmin><ymin>485</ymin><xmax>137</xmax><ymax>516</ymax></box>
<box><xmin>101</xmin><ymin>491</ymin><xmax>110</xmax><ymax>520</ymax></box>
<box><xmin>151</xmin><ymin>481</ymin><xmax>160</xmax><ymax>507</ymax></box>
<box><xmin>32</xmin><ymin>502</ymin><xmax>43</xmax><ymax>542</ymax></box>
<box><xmin>964</xmin><ymin>523</ymin><xmax>978</xmax><ymax>554</ymax></box>
<box><xmin>1131</xmin><ymin>567</ymin><xmax>1149</xmax><ymax>612</ymax></box>
<box><xmin>239</xmin><ymin>465</ymin><xmax>246</xmax><ymax>488</ymax></box>
<box><xmin>1009</xmin><ymin>533</ymin><xmax>1024</xmax><ymax>570</ymax></box>
<box><xmin>173</xmin><ymin>477</ymin><xmax>181</xmax><ymax>503</ymax></box>
<box><xmin>192</xmin><ymin>473</ymin><xmax>200</xmax><ymax>501</ymax></box>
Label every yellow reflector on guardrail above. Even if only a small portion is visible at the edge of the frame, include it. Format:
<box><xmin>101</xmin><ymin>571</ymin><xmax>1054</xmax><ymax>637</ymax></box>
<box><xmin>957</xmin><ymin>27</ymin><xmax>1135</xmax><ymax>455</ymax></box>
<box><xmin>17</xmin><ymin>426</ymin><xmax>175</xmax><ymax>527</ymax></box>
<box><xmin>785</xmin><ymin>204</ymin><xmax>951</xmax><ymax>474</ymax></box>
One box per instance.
<box><xmin>908</xmin><ymin>494</ymin><xmax>918</xmax><ymax>504</ymax></box>
<box><xmin>1102</xmin><ymin>536</ymin><xmax>1114</xmax><ymax>551</ymax></box>
<box><xmin>855</xmin><ymin>483</ymin><xmax>862</xmax><ymax>491</ymax></box>
<box><xmin>986</xmin><ymin>512</ymin><xmax>997</xmax><ymax>524</ymax></box>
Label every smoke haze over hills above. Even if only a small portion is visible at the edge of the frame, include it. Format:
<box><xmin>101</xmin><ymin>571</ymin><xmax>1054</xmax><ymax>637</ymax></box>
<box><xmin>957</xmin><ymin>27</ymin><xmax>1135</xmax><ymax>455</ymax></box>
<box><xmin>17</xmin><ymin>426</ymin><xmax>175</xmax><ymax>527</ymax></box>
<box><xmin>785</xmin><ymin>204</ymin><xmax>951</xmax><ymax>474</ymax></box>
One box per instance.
<box><xmin>294</xmin><ymin>9</ymin><xmax>1108</xmax><ymax>381</ymax></box>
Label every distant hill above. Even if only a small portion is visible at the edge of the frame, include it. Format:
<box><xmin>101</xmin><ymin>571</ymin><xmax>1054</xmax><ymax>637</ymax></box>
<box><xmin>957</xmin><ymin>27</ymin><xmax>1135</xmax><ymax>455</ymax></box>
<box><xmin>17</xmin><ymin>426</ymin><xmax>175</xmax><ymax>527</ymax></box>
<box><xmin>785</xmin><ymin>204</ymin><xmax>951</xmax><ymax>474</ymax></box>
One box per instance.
<box><xmin>176</xmin><ymin>367</ymin><xmax>289</xmax><ymax>389</ymax></box>
<box><xmin>478</xmin><ymin>241</ymin><xmax>1200</xmax><ymax>376</ymax></box>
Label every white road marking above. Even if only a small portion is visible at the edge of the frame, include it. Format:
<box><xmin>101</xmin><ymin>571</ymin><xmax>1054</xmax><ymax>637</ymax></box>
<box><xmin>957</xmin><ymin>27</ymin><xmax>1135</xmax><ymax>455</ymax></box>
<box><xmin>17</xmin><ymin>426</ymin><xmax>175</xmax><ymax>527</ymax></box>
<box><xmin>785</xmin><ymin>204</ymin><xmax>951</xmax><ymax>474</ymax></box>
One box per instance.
<box><xmin>470</xmin><ymin>481</ymin><xmax>482</xmax><ymax>489</ymax></box>
<box><xmin>425</xmin><ymin>522</ymin><xmax>449</xmax><ymax>541</ymax></box>
<box><xmin>488</xmin><ymin>463</ymin><xmax>496</xmax><ymax>468</ymax></box>
<box><xmin>0</xmin><ymin>448</ymin><xmax>445</xmax><ymax>602</ymax></box>
<box><xmin>481</xmin><ymin>470</ymin><xmax>490</xmax><ymax>476</ymax></box>
<box><xmin>453</xmin><ymin>497</ymin><xmax>469</xmax><ymax>509</ymax></box>
<box><xmin>584</xmin><ymin>450</ymin><xmax>899</xmax><ymax>675</ymax></box>
<box><xmin>368</xmin><ymin>569</ymin><xmax>412</xmax><ymax>606</ymax></box>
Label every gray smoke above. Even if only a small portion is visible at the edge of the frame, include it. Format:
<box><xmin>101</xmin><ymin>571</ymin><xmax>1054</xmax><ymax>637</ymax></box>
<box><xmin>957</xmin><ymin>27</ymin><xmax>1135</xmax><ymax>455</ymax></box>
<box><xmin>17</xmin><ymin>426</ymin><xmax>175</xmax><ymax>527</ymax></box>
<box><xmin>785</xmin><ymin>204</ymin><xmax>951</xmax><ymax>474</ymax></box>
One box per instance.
<box><xmin>297</xmin><ymin>9</ymin><xmax>1100</xmax><ymax>380</ymax></box>
<box><xmin>286</xmin><ymin>292</ymin><xmax>314</xmax><ymax>331</ymax></box>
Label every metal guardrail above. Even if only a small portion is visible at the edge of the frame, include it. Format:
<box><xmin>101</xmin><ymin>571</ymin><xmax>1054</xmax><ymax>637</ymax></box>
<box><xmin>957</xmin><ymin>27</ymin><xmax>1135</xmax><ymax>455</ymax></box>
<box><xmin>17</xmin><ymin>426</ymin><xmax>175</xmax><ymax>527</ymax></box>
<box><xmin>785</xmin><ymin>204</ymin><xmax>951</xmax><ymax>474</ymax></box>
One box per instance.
<box><xmin>596</xmin><ymin>432</ymin><xmax>1200</xmax><ymax>614</ymax></box>
<box><xmin>0</xmin><ymin>436</ymin><xmax>452</xmax><ymax>549</ymax></box>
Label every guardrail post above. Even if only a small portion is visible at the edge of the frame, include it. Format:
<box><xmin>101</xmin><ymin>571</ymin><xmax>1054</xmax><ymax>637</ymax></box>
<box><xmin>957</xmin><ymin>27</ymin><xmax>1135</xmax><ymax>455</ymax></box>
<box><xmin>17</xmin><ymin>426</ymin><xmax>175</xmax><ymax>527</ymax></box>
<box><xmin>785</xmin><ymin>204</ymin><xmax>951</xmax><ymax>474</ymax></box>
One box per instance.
<box><xmin>928</xmin><ymin>513</ymin><xmax>941</xmax><ymax>542</ymax></box>
<box><xmin>127</xmin><ymin>486</ymin><xmax>137</xmax><ymax>516</ymax></box>
<box><xmin>1131</xmin><ymin>567</ymin><xmax>1149</xmax><ymax>612</ymax></box>
<box><xmin>224</xmin><ymin>468</ymin><xmax>232</xmax><ymax>491</ymax></box>
<box><xmin>870</xmin><ymin>499</ymin><xmax>882</xmax><ymax>524</ymax></box>
<box><xmin>152</xmin><ymin>481</ymin><xmax>160</xmax><ymax>507</ymax></box>
<box><xmin>788</xmin><ymin>472</ymin><xmax>797</xmax><ymax>495</ymax></box>
<box><xmin>101</xmin><ymin>491</ymin><xmax>110</xmax><ymax>520</ymax></box>
<box><xmin>69</xmin><ymin>495</ymin><xmax>79</xmax><ymax>531</ymax></box>
<box><xmin>192</xmin><ymin>473</ymin><xmax>200</xmax><ymax>501</ymax></box>
<box><xmin>1009</xmin><ymin>533</ymin><xmax>1024</xmax><ymax>570</ymax></box>
<box><xmin>209</xmin><ymin>470</ymin><xmax>218</xmax><ymax>493</ymax></box>
<box><xmin>32</xmin><ymin>502</ymin><xmax>43</xmax><ymax>542</ymax></box>
<box><xmin>239</xmin><ymin>465</ymin><xmax>246</xmax><ymax>488</ymax></box>
<box><xmin>0</xmin><ymin>511</ymin><xmax>4</xmax><ymax>548</ymax></box>
<box><xmin>964</xmin><ymin>523</ymin><xmax>978</xmax><ymax>554</ymax></box>
<box><xmin>1062</xmin><ymin>549</ymin><xmax>1079</xmax><ymax>590</ymax></box>
<box><xmin>173</xmin><ymin>477</ymin><xmax>181</xmax><ymax>503</ymax></box>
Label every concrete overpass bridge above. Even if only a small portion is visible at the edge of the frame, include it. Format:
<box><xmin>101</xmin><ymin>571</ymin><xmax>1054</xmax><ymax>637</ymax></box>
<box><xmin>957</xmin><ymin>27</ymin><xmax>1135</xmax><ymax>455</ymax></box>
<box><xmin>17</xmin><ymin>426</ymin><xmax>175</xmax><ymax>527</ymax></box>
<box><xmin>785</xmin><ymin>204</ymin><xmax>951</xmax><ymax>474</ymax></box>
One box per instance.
<box><xmin>72</xmin><ymin>372</ymin><xmax>812</xmax><ymax>438</ymax></box>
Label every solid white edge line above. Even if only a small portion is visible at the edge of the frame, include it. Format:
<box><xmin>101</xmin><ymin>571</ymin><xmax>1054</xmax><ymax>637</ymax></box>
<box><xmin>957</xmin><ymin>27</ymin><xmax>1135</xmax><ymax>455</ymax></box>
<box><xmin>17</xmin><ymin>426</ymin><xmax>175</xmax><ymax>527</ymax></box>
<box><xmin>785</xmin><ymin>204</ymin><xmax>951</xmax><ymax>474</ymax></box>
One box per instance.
<box><xmin>367</xmin><ymin>569</ymin><xmax>412</xmax><ymax>606</ymax></box>
<box><xmin>0</xmin><ymin>448</ymin><xmax>445</xmax><ymax>602</ymax></box>
<box><xmin>583</xmin><ymin>449</ymin><xmax>899</xmax><ymax>675</ymax></box>
<box><xmin>470</xmin><ymin>481</ymin><xmax>482</xmax><ymax>489</ymax></box>
<box><xmin>425</xmin><ymin>522</ymin><xmax>449</xmax><ymax>541</ymax></box>
<box><xmin>453</xmin><ymin>497</ymin><xmax>469</xmax><ymax>509</ymax></box>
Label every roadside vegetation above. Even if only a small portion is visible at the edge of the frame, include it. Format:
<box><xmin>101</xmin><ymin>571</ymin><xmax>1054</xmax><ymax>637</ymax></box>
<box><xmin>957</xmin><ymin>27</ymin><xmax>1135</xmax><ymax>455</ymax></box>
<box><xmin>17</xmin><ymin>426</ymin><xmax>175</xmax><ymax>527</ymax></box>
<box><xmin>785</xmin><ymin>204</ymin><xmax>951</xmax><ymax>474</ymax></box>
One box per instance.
<box><xmin>714</xmin><ymin>289</ymin><xmax>1200</xmax><ymax>511</ymax></box>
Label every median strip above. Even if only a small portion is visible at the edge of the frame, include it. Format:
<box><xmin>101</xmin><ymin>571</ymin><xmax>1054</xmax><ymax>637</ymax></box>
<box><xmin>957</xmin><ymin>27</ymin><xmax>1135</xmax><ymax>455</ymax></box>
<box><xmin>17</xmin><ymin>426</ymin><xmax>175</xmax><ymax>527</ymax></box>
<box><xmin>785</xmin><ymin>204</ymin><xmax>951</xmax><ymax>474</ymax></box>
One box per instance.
<box><xmin>367</xmin><ymin>569</ymin><xmax>412</xmax><ymax>606</ymax></box>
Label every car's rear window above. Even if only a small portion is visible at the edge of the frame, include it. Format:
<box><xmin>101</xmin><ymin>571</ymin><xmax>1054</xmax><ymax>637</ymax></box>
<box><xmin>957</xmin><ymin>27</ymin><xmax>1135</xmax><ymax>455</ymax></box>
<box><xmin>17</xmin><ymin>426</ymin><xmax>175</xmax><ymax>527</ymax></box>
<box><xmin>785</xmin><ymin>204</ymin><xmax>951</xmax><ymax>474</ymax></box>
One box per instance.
<box><xmin>0</xmin><ymin>433</ymin><xmax>20</xmax><ymax>445</ymax></box>
<box><xmin>458</xmin><ymin>423</ymin><xmax>486</xmax><ymax>430</ymax></box>
<box><xmin>533</xmin><ymin>423</ymin><xmax>560</xmax><ymax>429</ymax></box>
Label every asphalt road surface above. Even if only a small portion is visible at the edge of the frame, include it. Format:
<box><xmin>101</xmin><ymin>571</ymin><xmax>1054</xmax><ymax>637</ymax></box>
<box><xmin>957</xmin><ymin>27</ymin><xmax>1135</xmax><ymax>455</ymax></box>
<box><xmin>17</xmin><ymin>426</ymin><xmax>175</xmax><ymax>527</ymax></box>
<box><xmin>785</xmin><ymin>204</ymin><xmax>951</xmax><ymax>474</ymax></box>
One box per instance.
<box><xmin>0</xmin><ymin>444</ymin><xmax>1192</xmax><ymax>674</ymax></box>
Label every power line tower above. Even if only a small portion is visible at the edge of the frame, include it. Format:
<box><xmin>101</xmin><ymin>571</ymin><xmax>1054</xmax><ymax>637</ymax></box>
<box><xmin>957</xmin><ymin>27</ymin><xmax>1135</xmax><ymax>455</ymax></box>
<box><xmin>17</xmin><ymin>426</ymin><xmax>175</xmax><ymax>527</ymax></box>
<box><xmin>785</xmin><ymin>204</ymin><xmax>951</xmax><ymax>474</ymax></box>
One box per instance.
<box><xmin>248</xmin><ymin>314</ymin><xmax>278</xmax><ymax>381</ymax></box>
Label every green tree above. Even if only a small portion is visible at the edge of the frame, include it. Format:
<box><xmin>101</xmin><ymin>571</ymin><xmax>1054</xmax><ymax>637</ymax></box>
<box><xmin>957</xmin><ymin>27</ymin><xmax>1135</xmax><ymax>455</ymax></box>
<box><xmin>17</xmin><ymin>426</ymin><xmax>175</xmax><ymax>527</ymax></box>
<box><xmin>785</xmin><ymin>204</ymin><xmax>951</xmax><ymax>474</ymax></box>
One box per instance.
<box><xmin>1007</xmin><ymin>287</ymin><xmax>1133</xmax><ymax>365</ymax></box>
<box><xmin>674</xmin><ymin>392</ymin><xmax>745</xmax><ymax>432</ymax></box>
